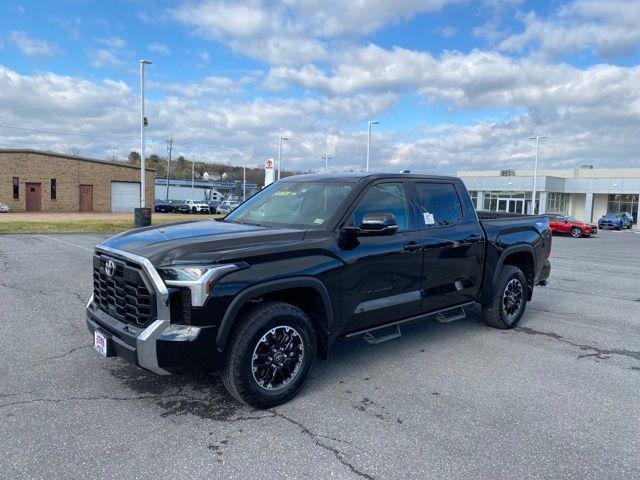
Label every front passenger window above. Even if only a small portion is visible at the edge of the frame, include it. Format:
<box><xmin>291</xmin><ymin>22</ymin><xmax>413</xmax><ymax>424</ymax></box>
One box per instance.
<box><xmin>352</xmin><ymin>183</ymin><xmax>409</xmax><ymax>231</ymax></box>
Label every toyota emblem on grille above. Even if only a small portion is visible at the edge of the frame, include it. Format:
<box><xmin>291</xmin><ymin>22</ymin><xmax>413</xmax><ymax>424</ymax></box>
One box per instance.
<box><xmin>104</xmin><ymin>259</ymin><xmax>115</xmax><ymax>277</ymax></box>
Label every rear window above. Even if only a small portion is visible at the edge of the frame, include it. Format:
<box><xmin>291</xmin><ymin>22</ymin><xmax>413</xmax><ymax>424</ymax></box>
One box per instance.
<box><xmin>414</xmin><ymin>182</ymin><xmax>463</xmax><ymax>228</ymax></box>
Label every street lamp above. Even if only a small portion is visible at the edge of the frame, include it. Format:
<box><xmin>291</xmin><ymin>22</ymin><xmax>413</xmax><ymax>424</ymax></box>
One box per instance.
<box><xmin>139</xmin><ymin>60</ymin><xmax>153</xmax><ymax>208</ymax></box>
<box><xmin>277</xmin><ymin>135</ymin><xmax>289</xmax><ymax>180</ymax></box>
<box><xmin>366</xmin><ymin>120</ymin><xmax>379</xmax><ymax>172</ymax></box>
<box><xmin>529</xmin><ymin>135</ymin><xmax>547</xmax><ymax>215</ymax></box>
<box><xmin>322</xmin><ymin>153</ymin><xmax>333</xmax><ymax>172</ymax></box>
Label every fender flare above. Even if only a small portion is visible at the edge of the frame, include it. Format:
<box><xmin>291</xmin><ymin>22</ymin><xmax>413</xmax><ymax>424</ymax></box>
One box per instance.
<box><xmin>215</xmin><ymin>277</ymin><xmax>335</xmax><ymax>354</ymax></box>
<box><xmin>493</xmin><ymin>244</ymin><xmax>537</xmax><ymax>293</ymax></box>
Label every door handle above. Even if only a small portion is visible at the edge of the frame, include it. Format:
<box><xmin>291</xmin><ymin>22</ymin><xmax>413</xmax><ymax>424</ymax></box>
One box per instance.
<box><xmin>404</xmin><ymin>241</ymin><xmax>424</xmax><ymax>252</ymax></box>
<box><xmin>464</xmin><ymin>234</ymin><xmax>483</xmax><ymax>243</ymax></box>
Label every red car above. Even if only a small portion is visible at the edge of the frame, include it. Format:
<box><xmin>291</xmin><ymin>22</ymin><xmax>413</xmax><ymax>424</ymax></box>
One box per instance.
<box><xmin>547</xmin><ymin>214</ymin><xmax>597</xmax><ymax>238</ymax></box>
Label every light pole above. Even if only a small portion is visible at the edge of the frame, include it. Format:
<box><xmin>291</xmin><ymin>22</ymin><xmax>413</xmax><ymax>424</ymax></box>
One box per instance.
<box><xmin>165</xmin><ymin>138</ymin><xmax>172</xmax><ymax>201</ymax></box>
<box><xmin>139</xmin><ymin>60</ymin><xmax>153</xmax><ymax>208</ymax></box>
<box><xmin>243</xmin><ymin>157</ymin><xmax>246</xmax><ymax>201</ymax></box>
<box><xmin>191</xmin><ymin>155</ymin><xmax>195</xmax><ymax>199</ymax></box>
<box><xmin>366</xmin><ymin>120</ymin><xmax>379</xmax><ymax>172</ymax></box>
<box><xmin>322</xmin><ymin>154</ymin><xmax>333</xmax><ymax>172</ymax></box>
<box><xmin>529</xmin><ymin>135</ymin><xmax>547</xmax><ymax>215</ymax></box>
<box><xmin>277</xmin><ymin>135</ymin><xmax>289</xmax><ymax>180</ymax></box>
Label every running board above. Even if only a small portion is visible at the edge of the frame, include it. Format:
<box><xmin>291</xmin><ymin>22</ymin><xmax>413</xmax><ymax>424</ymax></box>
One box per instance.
<box><xmin>434</xmin><ymin>306</ymin><xmax>466</xmax><ymax>323</ymax></box>
<box><xmin>363</xmin><ymin>324</ymin><xmax>401</xmax><ymax>345</ymax></box>
<box><xmin>343</xmin><ymin>302</ymin><xmax>473</xmax><ymax>344</ymax></box>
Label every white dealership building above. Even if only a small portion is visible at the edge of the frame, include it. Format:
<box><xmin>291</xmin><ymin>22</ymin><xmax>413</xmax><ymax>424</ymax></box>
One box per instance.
<box><xmin>458</xmin><ymin>166</ymin><xmax>640</xmax><ymax>224</ymax></box>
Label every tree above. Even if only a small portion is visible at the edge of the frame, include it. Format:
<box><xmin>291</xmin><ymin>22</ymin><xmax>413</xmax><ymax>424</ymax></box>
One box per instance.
<box><xmin>66</xmin><ymin>147</ymin><xmax>81</xmax><ymax>157</ymax></box>
<box><xmin>176</xmin><ymin>155</ymin><xmax>188</xmax><ymax>171</ymax></box>
<box><xmin>128</xmin><ymin>151</ymin><xmax>141</xmax><ymax>165</ymax></box>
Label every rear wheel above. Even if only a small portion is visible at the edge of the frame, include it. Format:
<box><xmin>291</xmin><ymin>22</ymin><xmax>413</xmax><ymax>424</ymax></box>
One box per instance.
<box><xmin>221</xmin><ymin>301</ymin><xmax>317</xmax><ymax>408</ymax></box>
<box><xmin>482</xmin><ymin>265</ymin><xmax>527</xmax><ymax>329</ymax></box>
<box><xmin>570</xmin><ymin>227</ymin><xmax>582</xmax><ymax>238</ymax></box>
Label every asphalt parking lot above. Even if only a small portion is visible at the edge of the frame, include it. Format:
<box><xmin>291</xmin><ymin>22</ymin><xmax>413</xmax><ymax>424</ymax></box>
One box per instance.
<box><xmin>1</xmin><ymin>229</ymin><xmax>639</xmax><ymax>479</ymax></box>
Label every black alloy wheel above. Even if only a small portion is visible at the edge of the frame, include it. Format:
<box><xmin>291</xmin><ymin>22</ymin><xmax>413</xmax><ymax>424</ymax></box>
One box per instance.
<box><xmin>251</xmin><ymin>326</ymin><xmax>305</xmax><ymax>391</ymax></box>
<box><xmin>501</xmin><ymin>278</ymin><xmax>524</xmax><ymax>324</ymax></box>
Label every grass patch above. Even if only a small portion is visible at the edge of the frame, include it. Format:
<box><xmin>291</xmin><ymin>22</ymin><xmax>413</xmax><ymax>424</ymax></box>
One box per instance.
<box><xmin>0</xmin><ymin>216</ymin><xmax>222</xmax><ymax>234</ymax></box>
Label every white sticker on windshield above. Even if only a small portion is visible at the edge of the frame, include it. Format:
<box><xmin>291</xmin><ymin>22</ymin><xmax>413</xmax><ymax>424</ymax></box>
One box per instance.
<box><xmin>314</xmin><ymin>218</ymin><xmax>325</xmax><ymax>224</ymax></box>
<box><xmin>423</xmin><ymin>212</ymin><xmax>435</xmax><ymax>225</ymax></box>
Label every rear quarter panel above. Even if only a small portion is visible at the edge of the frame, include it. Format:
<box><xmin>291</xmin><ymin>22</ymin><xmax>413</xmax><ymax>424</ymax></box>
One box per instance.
<box><xmin>479</xmin><ymin>215</ymin><xmax>551</xmax><ymax>304</ymax></box>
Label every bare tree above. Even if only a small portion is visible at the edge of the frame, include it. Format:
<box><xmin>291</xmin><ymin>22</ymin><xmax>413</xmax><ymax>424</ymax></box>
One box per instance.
<box><xmin>65</xmin><ymin>147</ymin><xmax>81</xmax><ymax>157</ymax></box>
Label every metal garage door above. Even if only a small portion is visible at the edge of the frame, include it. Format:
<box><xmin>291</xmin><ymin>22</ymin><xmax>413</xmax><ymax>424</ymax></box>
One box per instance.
<box><xmin>111</xmin><ymin>182</ymin><xmax>140</xmax><ymax>212</ymax></box>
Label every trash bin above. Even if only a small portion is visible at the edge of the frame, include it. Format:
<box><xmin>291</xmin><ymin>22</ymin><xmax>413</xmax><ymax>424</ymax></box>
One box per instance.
<box><xmin>134</xmin><ymin>207</ymin><xmax>152</xmax><ymax>228</ymax></box>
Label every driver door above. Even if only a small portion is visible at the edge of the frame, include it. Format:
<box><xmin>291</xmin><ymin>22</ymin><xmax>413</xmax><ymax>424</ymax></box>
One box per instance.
<box><xmin>337</xmin><ymin>181</ymin><xmax>423</xmax><ymax>333</ymax></box>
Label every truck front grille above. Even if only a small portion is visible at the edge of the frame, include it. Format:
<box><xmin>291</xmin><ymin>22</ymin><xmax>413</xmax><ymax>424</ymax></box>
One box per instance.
<box><xmin>92</xmin><ymin>254</ymin><xmax>156</xmax><ymax>327</ymax></box>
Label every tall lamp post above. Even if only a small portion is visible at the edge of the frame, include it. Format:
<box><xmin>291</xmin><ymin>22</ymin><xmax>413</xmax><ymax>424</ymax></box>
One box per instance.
<box><xmin>322</xmin><ymin>153</ymin><xmax>333</xmax><ymax>172</ymax></box>
<box><xmin>139</xmin><ymin>60</ymin><xmax>153</xmax><ymax>208</ymax></box>
<box><xmin>366</xmin><ymin>120</ymin><xmax>379</xmax><ymax>172</ymax></box>
<box><xmin>277</xmin><ymin>135</ymin><xmax>289</xmax><ymax>180</ymax></box>
<box><xmin>529</xmin><ymin>135</ymin><xmax>547</xmax><ymax>215</ymax></box>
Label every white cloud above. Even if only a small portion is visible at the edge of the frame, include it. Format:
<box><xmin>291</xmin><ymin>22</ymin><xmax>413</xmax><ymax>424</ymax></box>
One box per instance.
<box><xmin>438</xmin><ymin>26</ymin><xmax>458</xmax><ymax>38</ymax></box>
<box><xmin>499</xmin><ymin>0</ymin><xmax>640</xmax><ymax>59</ymax></box>
<box><xmin>2</xmin><ymin>59</ymin><xmax>640</xmax><ymax>175</ymax></box>
<box><xmin>148</xmin><ymin>42</ymin><xmax>171</xmax><ymax>55</ymax></box>
<box><xmin>89</xmin><ymin>49</ymin><xmax>126</xmax><ymax>68</ymax></box>
<box><xmin>170</xmin><ymin>0</ymin><xmax>459</xmax><ymax>65</ymax></box>
<box><xmin>96</xmin><ymin>37</ymin><xmax>127</xmax><ymax>49</ymax></box>
<box><xmin>9</xmin><ymin>31</ymin><xmax>58</xmax><ymax>57</ymax></box>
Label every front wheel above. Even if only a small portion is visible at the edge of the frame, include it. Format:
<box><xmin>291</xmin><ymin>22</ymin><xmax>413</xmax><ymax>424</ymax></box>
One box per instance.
<box><xmin>221</xmin><ymin>301</ymin><xmax>317</xmax><ymax>408</ymax></box>
<box><xmin>570</xmin><ymin>227</ymin><xmax>582</xmax><ymax>238</ymax></box>
<box><xmin>482</xmin><ymin>265</ymin><xmax>528</xmax><ymax>329</ymax></box>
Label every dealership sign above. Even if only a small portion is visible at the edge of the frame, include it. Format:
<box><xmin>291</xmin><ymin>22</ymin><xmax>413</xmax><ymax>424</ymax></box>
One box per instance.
<box><xmin>265</xmin><ymin>158</ymin><xmax>275</xmax><ymax>186</ymax></box>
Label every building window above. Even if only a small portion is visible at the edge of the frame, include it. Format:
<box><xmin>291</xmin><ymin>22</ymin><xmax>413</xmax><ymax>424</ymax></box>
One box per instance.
<box><xmin>500</xmin><ymin>169</ymin><xmax>516</xmax><ymax>177</ymax></box>
<box><xmin>13</xmin><ymin>177</ymin><xmax>19</xmax><ymax>199</ymax></box>
<box><xmin>51</xmin><ymin>179</ymin><xmax>57</xmax><ymax>200</ymax></box>
<box><xmin>469</xmin><ymin>191</ymin><xmax>478</xmax><ymax>209</ymax></box>
<box><xmin>546</xmin><ymin>192</ymin><xmax>569</xmax><ymax>214</ymax></box>
<box><xmin>608</xmin><ymin>194</ymin><xmax>638</xmax><ymax>223</ymax></box>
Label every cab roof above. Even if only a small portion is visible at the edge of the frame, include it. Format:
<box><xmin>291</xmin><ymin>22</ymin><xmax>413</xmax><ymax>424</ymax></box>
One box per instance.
<box><xmin>280</xmin><ymin>172</ymin><xmax>461</xmax><ymax>183</ymax></box>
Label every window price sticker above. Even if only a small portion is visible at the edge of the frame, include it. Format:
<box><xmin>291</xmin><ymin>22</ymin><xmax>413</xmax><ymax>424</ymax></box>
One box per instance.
<box><xmin>423</xmin><ymin>212</ymin><xmax>435</xmax><ymax>225</ymax></box>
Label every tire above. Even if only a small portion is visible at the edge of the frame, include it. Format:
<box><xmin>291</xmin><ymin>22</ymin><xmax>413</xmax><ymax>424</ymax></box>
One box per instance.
<box><xmin>570</xmin><ymin>227</ymin><xmax>582</xmax><ymax>238</ymax></box>
<box><xmin>221</xmin><ymin>301</ymin><xmax>317</xmax><ymax>408</ymax></box>
<box><xmin>617</xmin><ymin>224</ymin><xmax>623</xmax><ymax>230</ymax></box>
<box><xmin>481</xmin><ymin>265</ymin><xmax>528</xmax><ymax>329</ymax></box>
<box><xmin>191</xmin><ymin>207</ymin><xmax>197</xmax><ymax>214</ymax></box>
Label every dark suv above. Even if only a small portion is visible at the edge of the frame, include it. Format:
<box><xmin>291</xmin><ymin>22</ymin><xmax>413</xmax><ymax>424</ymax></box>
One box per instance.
<box><xmin>87</xmin><ymin>173</ymin><xmax>551</xmax><ymax>407</ymax></box>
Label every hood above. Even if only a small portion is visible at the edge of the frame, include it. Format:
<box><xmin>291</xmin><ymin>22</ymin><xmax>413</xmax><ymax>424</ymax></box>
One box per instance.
<box><xmin>99</xmin><ymin>219</ymin><xmax>306</xmax><ymax>266</ymax></box>
<box><xmin>600</xmin><ymin>214</ymin><xmax>621</xmax><ymax>221</ymax></box>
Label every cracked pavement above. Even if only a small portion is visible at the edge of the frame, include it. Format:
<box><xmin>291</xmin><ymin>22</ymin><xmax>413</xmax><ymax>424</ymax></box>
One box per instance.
<box><xmin>1</xmin><ymin>231</ymin><xmax>640</xmax><ymax>479</ymax></box>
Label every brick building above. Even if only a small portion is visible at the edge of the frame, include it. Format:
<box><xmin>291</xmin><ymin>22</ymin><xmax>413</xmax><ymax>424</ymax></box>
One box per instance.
<box><xmin>0</xmin><ymin>149</ymin><xmax>155</xmax><ymax>212</ymax></box>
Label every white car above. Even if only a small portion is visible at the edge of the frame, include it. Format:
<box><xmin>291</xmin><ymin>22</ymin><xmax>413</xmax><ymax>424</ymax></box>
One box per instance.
<box><xmin>216</xmin><ymin>200</ymin><xmax>240</xmax><ymax>215</ymax></box>
<box><xmin>0</xmin><ymin>202</ymin><xmax>9</xmax><ymax>213</ymax></box>
<box><xmin>184</xmin><ymin>200</ymin><xmax>210</xmax><ymax>214</ymax></box>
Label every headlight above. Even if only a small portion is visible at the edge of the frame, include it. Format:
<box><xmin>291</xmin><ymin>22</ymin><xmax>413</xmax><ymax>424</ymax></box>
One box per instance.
<box><xmin>158</xmin><ymin>264</ymin><xmax>238</xmax><ymax>307</ymax></box>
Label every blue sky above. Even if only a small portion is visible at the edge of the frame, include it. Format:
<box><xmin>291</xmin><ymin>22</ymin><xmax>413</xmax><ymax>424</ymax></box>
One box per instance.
<box><xmin>1</xmin><ymin>0</ymin><xmax>640</xmax><ymax>173</ymax></box>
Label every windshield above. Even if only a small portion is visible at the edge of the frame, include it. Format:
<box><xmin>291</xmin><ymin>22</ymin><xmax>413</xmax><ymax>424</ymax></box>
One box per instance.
<box><xmin>226</xmin><ymin>181</ymin><xmax>354</xmax><ymax>228</ymax></box>
<box><xmin>565</xmin><ymin>216</ymin><xmax>579</xmax><ymax>222</ymax></box>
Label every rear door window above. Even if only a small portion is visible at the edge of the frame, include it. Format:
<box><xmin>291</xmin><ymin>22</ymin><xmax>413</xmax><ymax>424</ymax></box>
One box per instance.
<box><xmin>414</xmin><ymin>182</ymin><xmax>463</xmax><ymax>228</ymax></box>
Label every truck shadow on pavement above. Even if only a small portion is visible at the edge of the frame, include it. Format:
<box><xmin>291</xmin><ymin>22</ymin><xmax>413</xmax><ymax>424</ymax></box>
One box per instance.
<box><xmin>107</xmin><ymin>310</ymin><xmax>494</xmax><ymax>420</ymax></box>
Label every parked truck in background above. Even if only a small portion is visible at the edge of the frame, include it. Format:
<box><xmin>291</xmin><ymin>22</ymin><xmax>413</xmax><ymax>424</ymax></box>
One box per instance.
<box><xmin>87</xmin><ymin>173</ymin><xmax>551</xmax><ymax>407</ymax></box>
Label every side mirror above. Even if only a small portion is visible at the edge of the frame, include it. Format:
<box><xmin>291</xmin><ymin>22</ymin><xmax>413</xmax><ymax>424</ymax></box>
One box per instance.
<box><xmin>359</xmin><ymin>212</ymin><xmax>398</xmax><ymax>235</ymax></box>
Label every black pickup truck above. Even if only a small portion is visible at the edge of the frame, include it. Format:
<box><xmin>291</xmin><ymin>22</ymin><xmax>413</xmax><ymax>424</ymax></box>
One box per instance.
<box><xmin>87</xmin><ymin>173</ymin><xmax>551</xmax><ymax>407</ymax></box>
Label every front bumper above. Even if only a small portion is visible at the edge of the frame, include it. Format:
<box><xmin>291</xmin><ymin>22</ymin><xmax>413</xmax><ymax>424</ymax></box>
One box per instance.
<box><xmin>86</xmin><ymin>296</ymin><xmax>219</xmax><ymax>374</ymax></box>
<box><xmin>88</xmin><ymin>244</ymin><xmax>222</xmax><ymax>375</ymax></box>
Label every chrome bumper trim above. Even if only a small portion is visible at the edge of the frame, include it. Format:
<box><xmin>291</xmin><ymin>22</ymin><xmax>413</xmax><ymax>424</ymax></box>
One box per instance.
<box><xmin>94</xmin><ymin>244</ymin><xmax>171</xmax><ymax>375</ymax></box>
<box><xmin>163</xmin><ymin>264</ymin><xmax>238</xmax><ymax>307</ymax></box>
